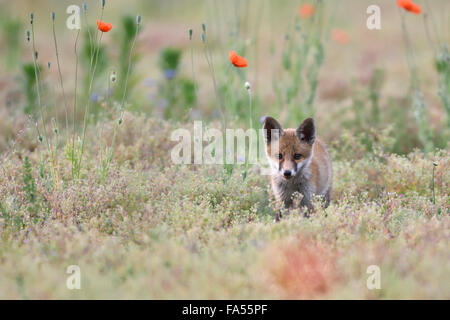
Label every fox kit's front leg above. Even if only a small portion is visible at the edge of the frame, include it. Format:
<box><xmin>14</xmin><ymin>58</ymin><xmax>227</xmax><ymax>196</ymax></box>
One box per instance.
<box><xmin>272</xmin><ymin>181</ymin><xmax>312</xmax><ymax>220</ymax></box>
<box><xmin>264</xmin><ymin>116</ymin><xmax>333</xmax><ymax>219</ymax></box>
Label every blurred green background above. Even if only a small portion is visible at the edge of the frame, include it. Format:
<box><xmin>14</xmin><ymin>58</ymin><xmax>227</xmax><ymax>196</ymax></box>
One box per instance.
<box><xmin>0</xmin><ymin>0</ymin><xmax>448</xmax><ymax>155</ymax></box>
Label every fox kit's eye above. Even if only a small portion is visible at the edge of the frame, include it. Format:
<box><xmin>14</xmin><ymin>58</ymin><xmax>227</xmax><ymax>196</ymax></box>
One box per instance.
<box><xmin>277</xmin><ymin>153</ymin><xmax>283</xmax><ymax>160</ymax></box>
<box><xmin>294</xmin><ymin>154</ymin><xmax>302</xmax><ymax>160</ymax></box>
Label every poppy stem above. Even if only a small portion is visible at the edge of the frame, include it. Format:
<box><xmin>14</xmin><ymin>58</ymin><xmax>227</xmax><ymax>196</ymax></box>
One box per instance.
<box><xmin>432</xmin><ymin>162</ymin><xmax>436</xmax><ymax>204</ymax></box>
<box><xmin>248</xmin><ymin>90</ymin><xmax>253</xmax><ymax>131</ymax></box>
<box><xmin>202</xmin><ymin>40</ymin><xmax>226</xmax><ymax>130</ymax></box>
<box><xmin>399</xmin><ymin>10</ymin><xmax>420</xmax><ymax>90</ymax></box>
<box><xmin>422</xmin><ymin>14</ymin><xmax>437</xmax><ymax>52</ymax></box>
<box><xmin>119</xmin><ymin>21</ymin><xmax>140</xmax><ymax>117</ymax></box>
<box><xmin>424</xmin><ymin>0</ymin><xmax>442</xmax><ymax>48</ymax></box>
<box><xmin>106</xmin><ymin>17</ymin><xmax>141</xmax><ymax>177</ymax></box>
<box><xmin>71</xmin><ymin>29</ymin><xmax>80</xmax><ymax>179</ymax></box>
<box><xmin>78</xmin><ymin>31</ymin><xmax>103</xmax><ymax>178</ymax></box>
<box><xmin>243</xmin><ymin>88</ymin><xmax>253</xmax><ymax>181</ymax></box>
<box><xmin>91</xmin><ymin>5</ymin><xmax>104</xmax><ymax>70</ymax></box>
<box><xmin>30</xmin><ymin>18</ymin><xmax>52</xmax><ymax>161</ymax></box>
<box><xmin>189</xmin><ymin>29</ymin><xmax>199</xmax><ymax>103</ymax></box>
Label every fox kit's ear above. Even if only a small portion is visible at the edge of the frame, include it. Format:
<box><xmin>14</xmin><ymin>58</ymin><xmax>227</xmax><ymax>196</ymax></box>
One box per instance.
<box><xmin>296</xmin><ymin>118</ymin><xmax>316</xmax><ymax>145</ymax></box>
<box><xmin>263</xmin><ymin>117</ymin><xmax>283</xmax><ymax>144</ymax></box>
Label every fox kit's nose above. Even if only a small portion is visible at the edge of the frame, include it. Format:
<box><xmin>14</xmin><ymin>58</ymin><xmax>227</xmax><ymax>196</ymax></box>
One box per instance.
<box><xmin>283</xmin><ymin>170</ymin><xmax>292</xmax><ymax>178</ymax></box>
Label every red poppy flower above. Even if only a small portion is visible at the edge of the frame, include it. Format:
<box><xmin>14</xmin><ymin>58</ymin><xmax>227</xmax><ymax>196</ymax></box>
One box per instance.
<box><xmin>97</xmin><ymin>20</ymin><xmax>113</xmax><ymax>32</ymax></box>
<box><xmin>229</xmin><ymin>51</ymin><xmax>248</xmax><ymax>68</ymax></box>
<box><xmin>299</xmin><ymin>3</ymin><xmax>315</xmax><ymax>19</ymax></box>
<box><xmin>397</xmin><ymin>0</ymin><xmax>421</xmax><ymax>14</ymax></box>
<box><xmin>332</xmin><ymin>29</ymin><xmax>350</xmax><ymax>45</ymax></box>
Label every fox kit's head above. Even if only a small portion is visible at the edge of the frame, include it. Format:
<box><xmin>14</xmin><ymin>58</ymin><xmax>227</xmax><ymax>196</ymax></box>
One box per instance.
<box><xmin>263</xmin><ymin>117</ymin><xmax>316</xmax><ymax>180</ymax></box>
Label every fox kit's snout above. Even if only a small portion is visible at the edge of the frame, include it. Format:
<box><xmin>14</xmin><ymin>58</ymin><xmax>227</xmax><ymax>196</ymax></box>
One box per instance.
<box><xmin>263</xmin><ymin>117</ymin><xmax>333</xmax><ymax>216</ymax></box>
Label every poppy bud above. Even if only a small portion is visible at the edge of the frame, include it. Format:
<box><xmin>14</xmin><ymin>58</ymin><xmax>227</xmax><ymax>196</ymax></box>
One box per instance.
<box><xmin>48</xmin><ymin>62</ymin><xmax>51</xmax><ymax>69</ymax></box>
<box><xmin>189</xmin><ymin>29</ymin><xmax>193</xmax><ymax>40</ymax></box>
<box><xmin>35</xmin><ymin>51</ymin><xmax>38</xmax><ymax>60</ymax></box>
<box><xmin>245</xmin><ymin>81</ymin><xmax>251</xmax><ymax>91</ymax></box>
<box><xmin>38</xmin><ymin>135</ymin><xmax>43</xmax><ymax>143</ymax></box>
<box><xmin>83</xmin><ymin>3</ymin><xmax>87</xmax><ymax>12</ymax></box>
<box><xmin>26</xmin><ymin>30</ymin><xmax>30</xmax><ymax>42</ymax></box>
<box><xmin>102</xmin><ymin>0</ymin><xmax>106</xmax><ymax>8</ymax></box>
<box><xmin>201</xmin><ymin>33</ymin><xmax>206</xmax><ymax>43</ymax></box>
<box><xmin>30</xmin><ymin>13</ymin><xmax>34</xmax><ymax>24</ymax></box>
<box><xmin>137</xmin><ymin>15</ymin><xmax>141</xmax><ymax>24</ymax></box>
<box><xmin>51</xmin><ymin>12</ymin><xmax>55</xmax><ymax>21</ymax></box>
<box><xmin>202</xmin><ymin>23</ymin><xmax>206</xmax><ymax>33</ymax></box>
<box><xmin>118</xmin><ymin>118</ymin><xmax>123</xmax><ymax>125</ymax></box>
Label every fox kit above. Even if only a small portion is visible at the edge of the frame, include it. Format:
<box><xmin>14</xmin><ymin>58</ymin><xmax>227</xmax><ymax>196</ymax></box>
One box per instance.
<box><xmin>263</xmin><ymin>117</ymin><xmax>332</xmax><ymax>218</ymax></box>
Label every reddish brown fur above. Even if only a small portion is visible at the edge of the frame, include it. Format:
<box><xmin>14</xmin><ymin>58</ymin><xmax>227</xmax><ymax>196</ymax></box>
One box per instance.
<box><xmin>263</xmin><ymin>117</ymin><xmax>332</xmax><ymax>216</ymax></box>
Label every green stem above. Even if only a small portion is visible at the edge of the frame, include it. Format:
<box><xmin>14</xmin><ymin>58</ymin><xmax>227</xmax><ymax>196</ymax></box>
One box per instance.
<box><xmin>119</xmin><ymin>23</ymin><xmax>140</xmax><ymax>118</ymax></box>
<box><xmin>91</xmin><ymin>6</ymin><xmax>104</xmax><ymax>70</ymax></box>
<box><xmin>189</xmin><ymin>35</ymin><xmax>199</xmax><ymax>103</ymax></box>
<box><xmin>83</xmin><ymin>7</ymin><xmax>95</xmax><ymax>73</ymax></box>
<box><xmin>72</xmin><ymin>29</ymin><xmax>80</xmax><ymax>179</ymax></box>
<box><xmin>77</xmin><ymin>32</ymin><xmax>103</xmax><ymax>177</ymax></box>
<box><xmin>400</xmin><ymin>10</ymin><xmax>419</xmax><ymax>90</ymax></box>
<box><xmin>432</xmin><ymin>164</ymin><xmax>436</xmax><ymax>204</ymax></box>
<box><xmin>244</xmin><ymin>89</ymin><xmax>253</xmax><ymax>180</ymax></box>
<box><xmin>52</xmin><ymin>17</ymin><xmax>70</xmax><ymax>134</ymax></box>
<box><xmin>106</xmin><ymin>21</ymin><xmax>141</xmax><ymax>175</ymax></box>
<box><xmin>30</xmin><ymin>19</ymin><xmax>51</xmax><ymax>158</ymax></box>
<box><xmin>424</xmin><ymin>0</ymin><xmax>442</xmax><ymax>48</ymax></box>
<box><xmin>203</xmin><ymin>41</ymin><xmax>226</xmax><ymax>130</ymax></box>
